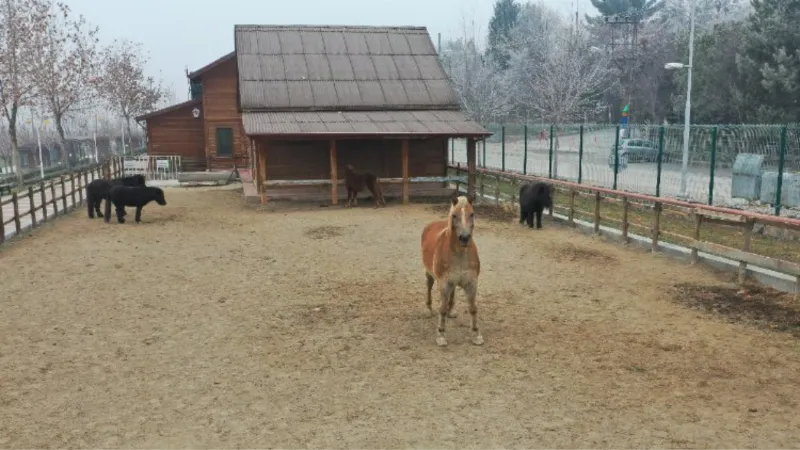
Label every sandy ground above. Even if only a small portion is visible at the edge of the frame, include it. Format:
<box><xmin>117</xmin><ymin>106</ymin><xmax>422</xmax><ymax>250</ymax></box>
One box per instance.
<box><xmin>1</xmin><ymin>187</ymin><xmax>800</xmax><ymax>449</ymax></box>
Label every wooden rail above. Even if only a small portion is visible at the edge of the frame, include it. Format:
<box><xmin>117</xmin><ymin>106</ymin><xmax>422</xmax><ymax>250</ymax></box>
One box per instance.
<box><xmin>1</xmin><ymin>157</ymin><xmax>123</xmax><ymax>245</ymax></box>
<box><xmin>450</xmin><ymin>164</ymin><xmax>800</xmax><ymax>288</ymax></box>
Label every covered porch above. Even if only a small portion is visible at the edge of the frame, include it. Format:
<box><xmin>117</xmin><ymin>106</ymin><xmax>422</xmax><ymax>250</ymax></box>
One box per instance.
<box><xmin>242</xmin><ymin>111</ymin><xmax>490</xmax><ymax>205</ymax></box>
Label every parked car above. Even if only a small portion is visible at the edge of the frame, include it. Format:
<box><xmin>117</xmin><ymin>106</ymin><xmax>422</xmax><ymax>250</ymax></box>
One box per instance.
<box><xmin>607</xmin><ymin>138</ymin><xmax>659</xmax><ymax>169</ymax></box>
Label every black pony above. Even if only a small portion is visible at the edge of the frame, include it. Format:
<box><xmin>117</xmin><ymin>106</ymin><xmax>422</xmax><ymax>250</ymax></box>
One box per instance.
<box><xmin>519</xmin><ymin>181</ymin><xmax>553</xmax><ymax>229</ymax></box>
<box><xmin>86</xmin><ymin>175</ymin><xmax>146</xmax><ymax>219</ymax></box>
<box><xmin>104</xmin><ymin>185</ymin><xmax>167</xmax><ymax>224</ymax></box>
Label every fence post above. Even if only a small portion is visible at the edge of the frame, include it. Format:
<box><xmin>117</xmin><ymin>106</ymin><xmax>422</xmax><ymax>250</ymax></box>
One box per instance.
<box><xmin>27</xmin><ymin>186</ymin><xmax>36</xmax><ymax>228</ymax></box>
<box><xmin>12</xmin><ymin>192</ymin><xmax>20</xmax><ymax>234</ymax></box>
<box><xmin>482</xmin><ymin>139</ymin><xmax>486</xmax><ymax>168</ymax></box>
<box><xmin>548</xmin><ymin>124</ymin><xmax>554</xmax><ymax>178</ymax></box>
<box><xmin>621</xmin><ymin>196</ymin><xmax>629</xmax><ymax>243</ymax></box>
<box><xmin>652</xmin><ymin>202</ymin><xmax>662</xmax><ymax>252</ymax></box>
<box><xmin>60</xmin><ymin>176</ymin><xmax>67</xmax><ymax>211</ymax></box>
<box><xmin>707</xmin><ymin>126</ymin><xmax>718</xmax><ymax>205</ymax></box>
<box><xmin>613</xmin><ymin>125</ymin><xmax>620</xmax><ymax>190</ymax></box>
<box><xmin>501</xmin><ymin>125</ymin><xmax>506</xmax><ymax>172</ymax></box>
<box><xmin>69</xmin><ymin>173</ymin><xmax>76</xmax><ymax>209</ymax></box>
<box><xmin>578</xmin><ymin>124</ymin><xmax>584</xmax><ymax>184</ymax></box>
<box><xmin>450</xmin><ymin>139</ymin><xmax>454</xmax><ymax>164</ymax></box>
<box><xmin>593</xmin><ymin>191</ymin><xmax>601</xmax><ymax>234</ymax></box>
<box><xmin>775</xmin><ymin>126</ymin><xmax>788</xmax><ymax>216</ymax></box>
<box><xmin>0</xmin><ymin>197</ymin><xmax>4</xmax><ymax>244</ymax></box>
<box><xmin>39</xmin><ymin>182</ymin><xmax>47</xmax><ymax>222</ymax></box>
<box><xmin>50</xmin><ymin>182</ymin><xmax>58</xmax><ymax>216</ymax></box>
<box><xmin>656</xmin><ymin>126</ymin><xmax>665</xmax><ymax>197</ymax></box>
<box><xmin>522</xmin><ymin>124</ymin><xmax>528</xmax><ymax>175</ymax></box>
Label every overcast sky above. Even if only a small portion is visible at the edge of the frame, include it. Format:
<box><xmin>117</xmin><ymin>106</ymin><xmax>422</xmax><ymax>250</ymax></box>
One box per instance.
<box><xmin>64</xmin><ymin>0</ymin><xmax>595</xmax><ymax>101</ymax></box>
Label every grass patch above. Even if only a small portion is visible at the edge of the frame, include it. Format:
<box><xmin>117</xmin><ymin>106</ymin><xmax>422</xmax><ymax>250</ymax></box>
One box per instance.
<box><xmin>450</xmin><ymin>168</ymin><xmax>800</xmax><ymax>264</ymax></box>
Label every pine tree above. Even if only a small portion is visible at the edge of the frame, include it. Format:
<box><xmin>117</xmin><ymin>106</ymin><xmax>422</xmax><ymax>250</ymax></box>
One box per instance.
<box><xmin>487</xmin><ymin>0</ymin><xmax>520</xmax><ymax>70</ymax></box>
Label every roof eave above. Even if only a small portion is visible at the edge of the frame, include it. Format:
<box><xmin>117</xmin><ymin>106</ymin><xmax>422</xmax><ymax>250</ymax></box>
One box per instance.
<box><xmin>135</xmin><ymin>98</ymin><xmax>202</xmax><ymax>122</ymax></box>
<box><xmin>187</xmin><ymin>51</ymin><xmax>236</xmax><ymax>81</ymax></box>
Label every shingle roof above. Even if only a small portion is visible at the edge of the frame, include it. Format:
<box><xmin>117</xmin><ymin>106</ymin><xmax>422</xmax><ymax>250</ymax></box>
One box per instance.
<box><xmin>234</xmin><ymin>24</ymin><xmax>459</xmax><ymax>111</ymax></box>
<box><xmin>241</xmin><ymin>110</ymin><xmax>490</xmax><ymax>136</ymax></box>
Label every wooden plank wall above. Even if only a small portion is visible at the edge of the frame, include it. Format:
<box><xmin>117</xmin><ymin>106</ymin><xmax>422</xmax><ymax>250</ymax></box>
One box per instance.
<box><xmin>257</xmin><ymin>137</ymin><xmax>449</xmax><ymax>201</ymax></box>
<box><xmin>262</xmin><ymin>137</ymin><xmax>448</xmax><ymax>181</ymax></box>
<box><xmin>144</xmin><ymin>104</ymin><xmax>205</xmax><ymax>161</ymax></box>
<box><xmin>200</xmin><ymin>58</ymin><xmax>249</xmax><ymax>170</ymax></box>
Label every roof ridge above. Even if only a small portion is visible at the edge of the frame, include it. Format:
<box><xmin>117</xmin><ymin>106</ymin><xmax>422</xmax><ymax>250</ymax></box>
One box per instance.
<box><xmin>234</xmin><ymin>24</ymin><xmax>428</xmax><ymax>32</ymax></box>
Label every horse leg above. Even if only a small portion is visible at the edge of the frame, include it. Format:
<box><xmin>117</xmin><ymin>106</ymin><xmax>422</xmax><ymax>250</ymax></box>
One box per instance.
<box><xmin>87</xmin><ymin>194</ymin><xmax>95</xmax><ymax>218</ymax></box>
<box><xmin>535</xmin><ymin>207</ymin><xmax>543</xmax><ymax>229</ymax></box>
<box><xmin>135</xmin><ymin>205</ymin><xmax>143</xmax><ymax>223</ymax></box>
<box><xmin>367</xmin><ymin>183</ymin><xmax>381</xmax><ymax>208</ymax></box>
<box><xmin>436</xmin><ymin>282</ymin><xmax>455</xmax><ymax>347</ymax></box>
<box><xmin>447</xmin><ymin>289</ymin><xmax>457</xmax><ymax>318</ymax></box>
<box><xmin>425</xmin><ymin>272</ymin><xmax>435</xmax><ymax>316</ymax></box>
<box><xmin>345</xmin><ymin>187</ymin><xmax>353</xmax><ymax>207</ymax></box>
<box><xmin>526</xmin><ymin>210</ymin><xmax>534</xmax><ymax>228</ymax></box>
<box><xmin>116</xmin><ymin>206</ymin><xmax>126</xmax><ymax>224</ymax></box>
<box><xmin>519</xmin><ymin>207</ymin><xmax>526</xmax><ymax>224</ymax></box>
<box><xmin>95</xmin><ymin>199</ymin><xmax>104</xmax><ymax>218</ymax></box>
<box><xmin>465</xmin><ymin>281</ymin><xmax>484</xmax><ymax>345</ymax></box>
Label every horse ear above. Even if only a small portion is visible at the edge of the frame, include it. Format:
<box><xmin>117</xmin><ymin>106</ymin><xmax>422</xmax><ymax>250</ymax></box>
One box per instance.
<box><xmin>466</xmin><ymin>193</ymin><xmax>475</xmax><ymax>204</ymax></box>
<box><xmin>450</xmin><ymin>195</ymin><xmax>459</xmax><ymax>206</ymax></box>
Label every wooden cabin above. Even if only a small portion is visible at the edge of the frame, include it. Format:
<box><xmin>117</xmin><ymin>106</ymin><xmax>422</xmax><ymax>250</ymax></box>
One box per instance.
<box><xmin>135</xmin><ymin>52</ymin><xmax>249</xmax><ymax>172</ymax></box>
<box><xmin>236</xmin><ymin>24</ymin><xmax>489</xmax><ymax>203</ymax></box>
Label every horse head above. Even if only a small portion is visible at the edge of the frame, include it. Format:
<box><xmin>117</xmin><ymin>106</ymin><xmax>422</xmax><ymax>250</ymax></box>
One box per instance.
<box><xmin>449</xmin><ymin>193</ymin><xmax>476</xmax><ymax>247</ymax></box>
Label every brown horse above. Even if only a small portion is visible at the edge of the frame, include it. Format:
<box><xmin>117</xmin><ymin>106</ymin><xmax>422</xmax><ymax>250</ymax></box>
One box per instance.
<box><xmin>344</xmin><ymin>164</ymin><xmax>386</xmax><ymax>208</ymax></box>
<box><xmin>420</xmin><ymin>193</ymin><xmax>483</xmax><ymax>347</ymax></box>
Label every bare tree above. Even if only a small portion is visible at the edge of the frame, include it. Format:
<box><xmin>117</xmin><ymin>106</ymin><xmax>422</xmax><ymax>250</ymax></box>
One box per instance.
<box><xmin>30</xmin><ymin>1</ymin><xmax>98</xmax><ymax>166</ymax></box>
<box><xmin>507</xmin><ymin>14</ymin><xmax>616</xmax><ymax>177</ymax></box>
<box><xmin>93</xmin><ymin>39</ymin><xmax>163</xmax><ymax>146</ymax></box>
<box><xmin>442</xmin><ymin>16</ymin><xmax>513</xmax><ymax>124</ymax></box>
<box><xmin>0</xmin><ymin>0</ymin><xmax>50</xmax><ymax>185</ymax></box>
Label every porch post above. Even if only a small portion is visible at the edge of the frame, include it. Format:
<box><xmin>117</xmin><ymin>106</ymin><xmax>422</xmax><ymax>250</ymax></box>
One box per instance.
<box><xmin>259</xmin><ymin>140</ymin><xmax>268</xmax><ymax>204</ymax></box>
<box><xmin>466</xmin><ymin>137</ymin><xmax>476</xmax><ymax>196</ymax></box>
<box><xmin>329</xmin><ymin>139</ymin><xmax>338</xmax><ymax>205</ymax></box>
<box><xmin>401</xmin><ymin>138</ymin><xmax>410</xmax><ymax>204</ymax></box>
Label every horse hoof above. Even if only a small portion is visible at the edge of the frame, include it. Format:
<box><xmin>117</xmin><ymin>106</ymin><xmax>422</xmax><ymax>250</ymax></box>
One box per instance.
<box><xmin>472</xmin><ymin>335</ymin><xmax>485</xmax><ymax>346</ymax></box>
<box><xmin>436</xmin><ymin>336</ymin><xmax>448</xmax><ymax>347</ymax></box>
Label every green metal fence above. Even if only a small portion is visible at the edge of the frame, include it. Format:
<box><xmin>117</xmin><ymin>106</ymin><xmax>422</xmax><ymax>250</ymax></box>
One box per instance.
<box><xmin>450</xmin><ymin>124</ymin><xmax>800</xmax><ymax>216</ymax></box>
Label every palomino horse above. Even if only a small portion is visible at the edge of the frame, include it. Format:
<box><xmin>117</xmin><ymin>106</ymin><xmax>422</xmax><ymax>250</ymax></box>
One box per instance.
<box><xmin>344</xmin><ymin>164</ymin><xmax>386</xmax><ymax>208</ymax></box>
<box><xmin>420</xmin><ymin>193</ymin><xmax>483</xmax><ymax>347</ymax></box>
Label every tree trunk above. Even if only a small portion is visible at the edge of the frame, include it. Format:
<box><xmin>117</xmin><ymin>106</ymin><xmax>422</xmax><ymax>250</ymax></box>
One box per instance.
<box><xmin>53</xmin><ymin>113</ymin><xmax>70</xmax><ymax>167</ymax></box>
<box><xmin>124</xmin><ymin>115</ymin><xmax>134</xmax><ymax>154</ymax></box>
<box><xmin>8</xmin><ymin>105</ymin><xmax>23</xmax><ymax>187</ymax></box>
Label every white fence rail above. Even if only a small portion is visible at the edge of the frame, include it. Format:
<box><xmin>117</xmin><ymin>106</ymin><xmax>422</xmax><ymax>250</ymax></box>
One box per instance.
<box><xmin>123</xmin><ymin>155</ymin><xmax>181</xmax><ymax>180</ymax></box>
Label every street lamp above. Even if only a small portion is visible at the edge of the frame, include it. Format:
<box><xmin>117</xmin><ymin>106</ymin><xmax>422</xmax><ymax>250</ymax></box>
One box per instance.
<box><xmin>665</xmin><ymin>0</ymin><xmax>697</xmax><ymax>200</ymax></box>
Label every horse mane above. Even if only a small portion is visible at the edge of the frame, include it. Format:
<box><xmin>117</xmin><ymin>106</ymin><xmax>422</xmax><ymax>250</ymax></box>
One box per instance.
<box><xmin>446</xmin><ymin>196</ymin><xmax>470</xmax><ymax>230</ymax></box>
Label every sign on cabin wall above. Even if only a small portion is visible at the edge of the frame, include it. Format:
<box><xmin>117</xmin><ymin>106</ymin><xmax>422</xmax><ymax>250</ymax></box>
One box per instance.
<box><xmin>156</xmin><ymin>159</ymin><xmax>170</xmax><ymax>170</ymax></box>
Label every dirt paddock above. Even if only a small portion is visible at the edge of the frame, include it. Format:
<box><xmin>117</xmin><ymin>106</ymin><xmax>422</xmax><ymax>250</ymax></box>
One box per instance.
<box><xmin>2</xmin><ymin>187</ymin><xmax>800</xmax><ymax>448</ymax></box>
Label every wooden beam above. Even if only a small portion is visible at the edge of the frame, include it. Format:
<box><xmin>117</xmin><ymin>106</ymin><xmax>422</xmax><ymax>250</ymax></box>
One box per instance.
<box><xmin>259</xmin><ymin>140</ymin><xmax>268</xmax><ymax>204</ymax></box>
<box><xmin>330</xmin><ymin>139</ymin><xmax>338</xmax><ymax>205</ymax></box>
<box><xmin>466</xmin><ymin>138</ymin><xmax>476</xmax><ymax>196</ymax></box>
<box><xmin>401</xmin><ymin>139</ymin><xmax>410</xmax><ymax>204</ymax></box>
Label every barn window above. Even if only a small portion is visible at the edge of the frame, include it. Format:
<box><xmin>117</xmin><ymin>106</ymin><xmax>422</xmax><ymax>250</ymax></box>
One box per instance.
<box><xmin>216</xmin><ymin>127</ymin><xmax>234</xmax><ymax>157</ymax></box>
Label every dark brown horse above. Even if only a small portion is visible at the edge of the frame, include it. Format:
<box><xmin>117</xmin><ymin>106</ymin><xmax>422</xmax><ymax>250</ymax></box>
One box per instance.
<box><xmin>344</xmin><ymin>164</ymin><xmax>386</xmax><ymax>208</ymax></box>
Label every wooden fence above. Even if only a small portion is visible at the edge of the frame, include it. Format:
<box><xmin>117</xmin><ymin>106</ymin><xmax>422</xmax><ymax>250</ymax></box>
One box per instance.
<box><xmin>451</xmin><ymin>164</ymin><xmax>800</xmax><ymax>289</ymax></box>
<box><xmin>1</xmin><ymin>157</ymin><xmax>123</xmax><ymax>244</ymax></box>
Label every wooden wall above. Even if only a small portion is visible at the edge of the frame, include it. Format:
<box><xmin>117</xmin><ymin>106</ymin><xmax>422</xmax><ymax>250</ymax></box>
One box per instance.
<box><xmin>144</xmin><ymin>104</ymin><xmax>205</xmax><ymax>164</ymax></box>
<box><xmin>200</xmin><ymin>58</ymin><xmax>249</xmax><ymax>170</ymax></box>
<box><xmin>255</xmin><ymin>137</ymin><xmax>450</xmax><ymax>201</ymax></box>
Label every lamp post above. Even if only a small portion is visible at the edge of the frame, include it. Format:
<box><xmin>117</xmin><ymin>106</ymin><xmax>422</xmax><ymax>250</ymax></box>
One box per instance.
<box><xmin>665</xmin><ymin>0</ymin><xmax>697</xmax><ymax>200</ymax></box>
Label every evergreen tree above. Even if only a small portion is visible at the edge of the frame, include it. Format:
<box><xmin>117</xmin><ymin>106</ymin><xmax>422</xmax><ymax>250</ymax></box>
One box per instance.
<box><xmin>737</xmin><ymin>0</ymin><xmax>800</xmax><ymax>122</ymax></box>
<box><xmin>487</xmin><ymin>0</ymin><xmax>520</xmax><ymax>70</ymax></box>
